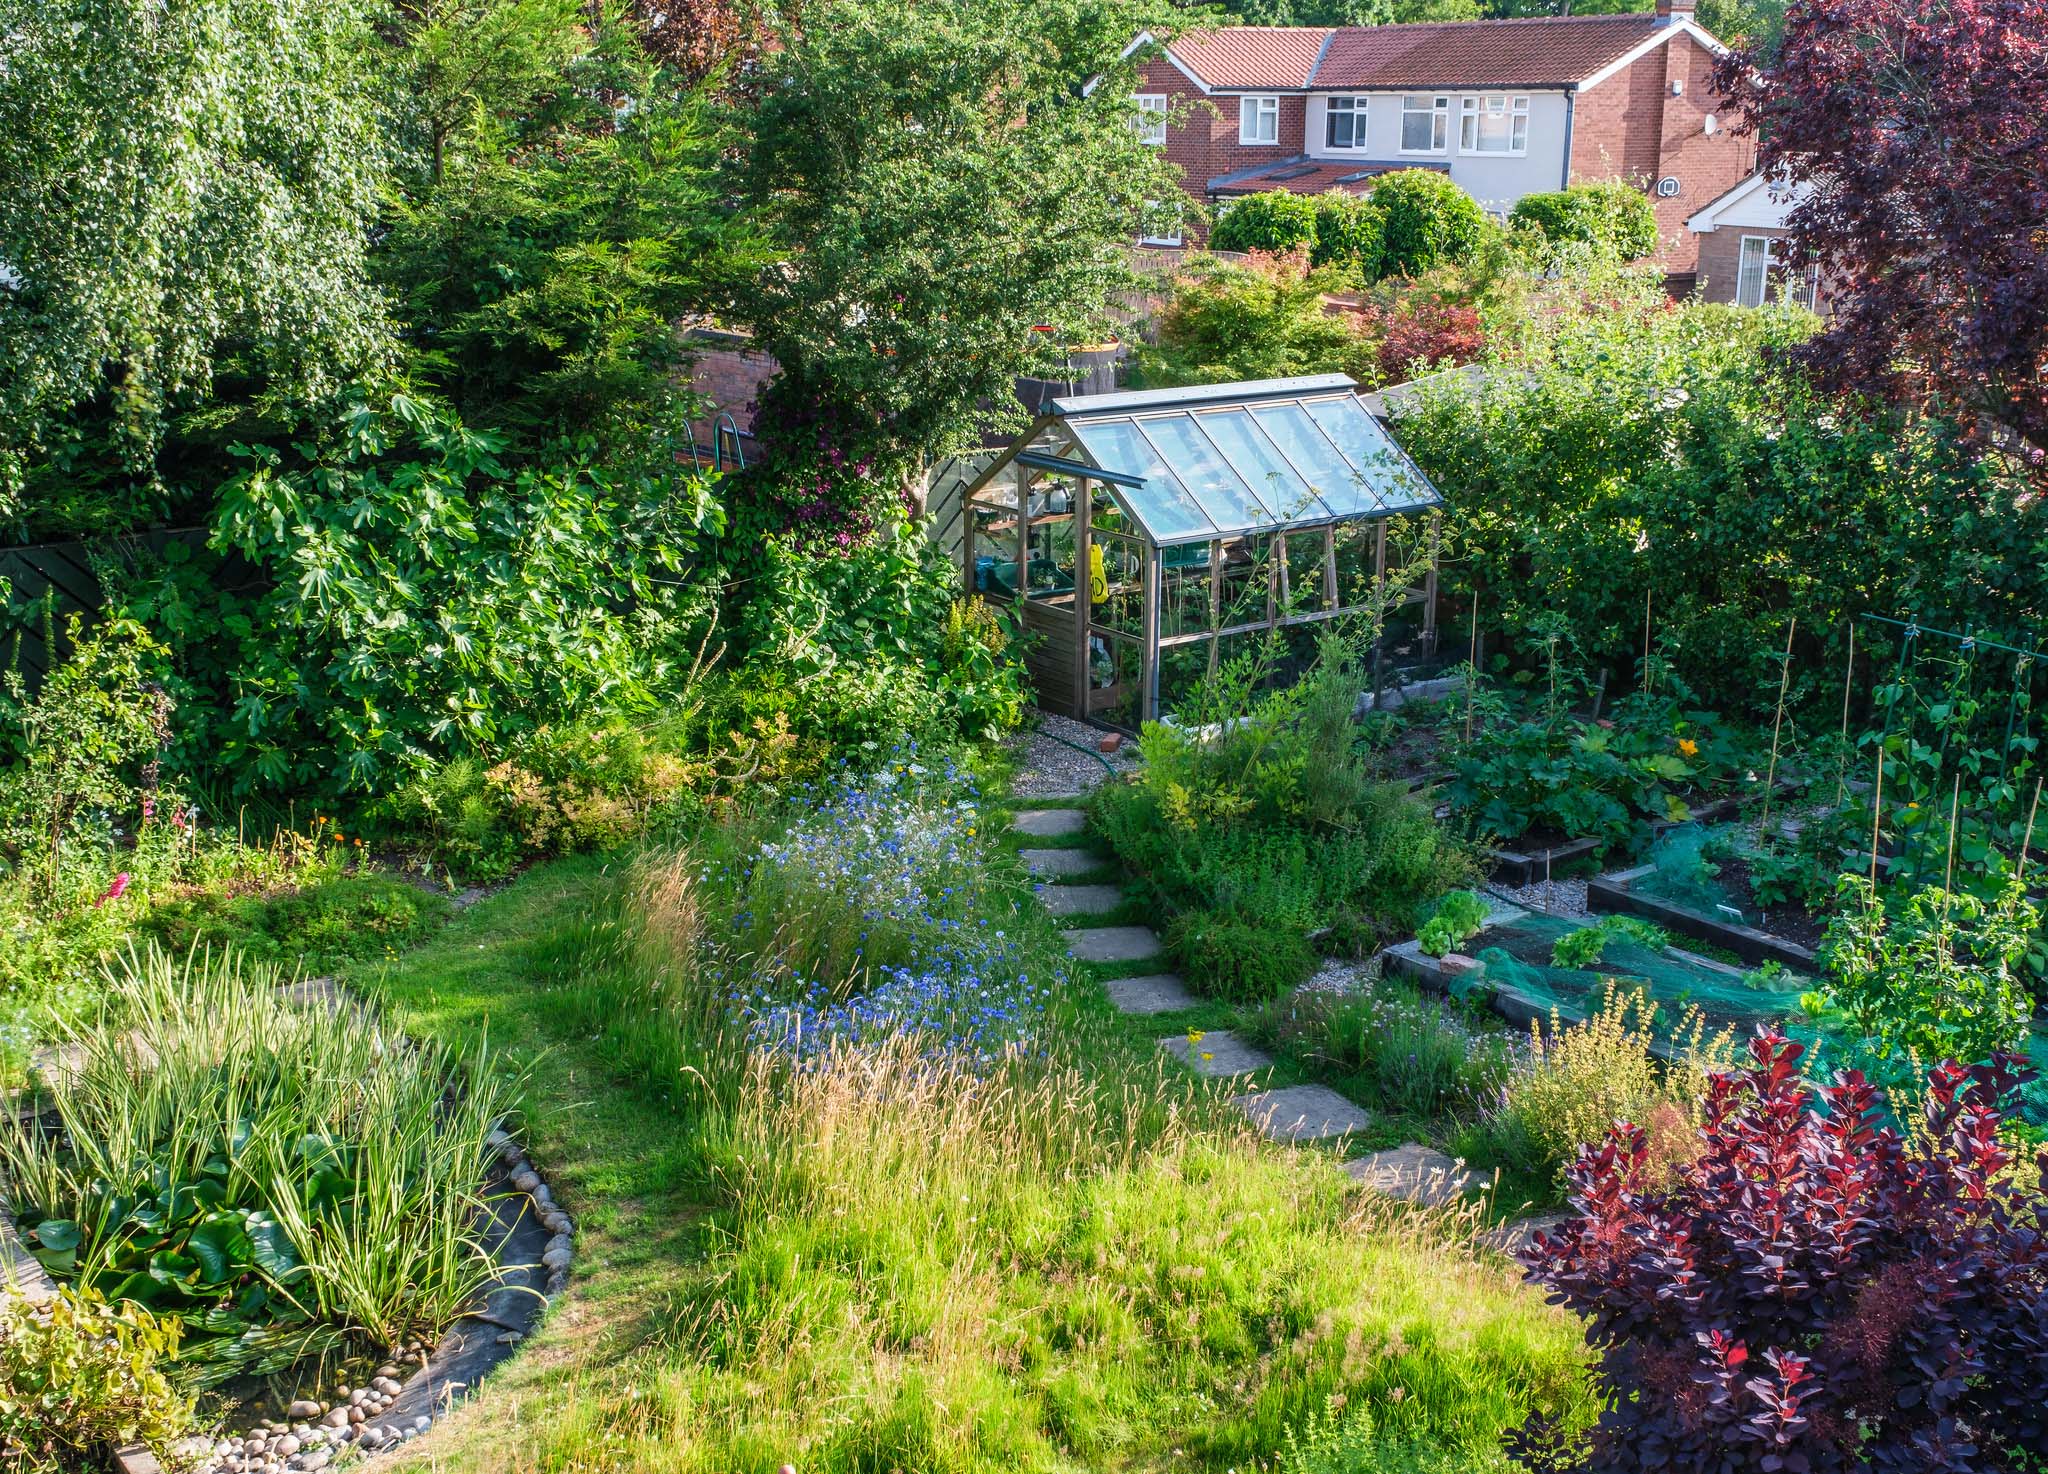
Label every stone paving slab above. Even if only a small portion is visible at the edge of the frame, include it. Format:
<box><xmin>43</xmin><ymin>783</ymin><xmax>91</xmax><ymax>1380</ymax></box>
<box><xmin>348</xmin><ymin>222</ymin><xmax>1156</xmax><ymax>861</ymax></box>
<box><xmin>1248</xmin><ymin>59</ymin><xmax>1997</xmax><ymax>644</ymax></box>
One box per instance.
<box><xmin>1037</xmin><ymin>884</ymin><xmax>1122</xmax><ymax>917</ymax></box>
<box><xmin>1232</xmin><ymin>1085</ymin><xmax>1372</xmax><ymax>1143</ymax></box>
<box><xmin>1064</xmin><ymin>926</ymin><xmax>1162</xmax><ymax>963</ymax></box>
<box><xmin>1103</xmin><ymin>974</ymin><xmax>1198</xmax><ymax>1014</ymax></box>
<box><xmin>1011</xmin><ymin>808</ymin><xmax>1088</xmax><ymax>838</ymax></box>
<box><xmin>1484</xmin><ymin>1212</ymin><xmax>1570</xmax><ymax>1258</ymax></box>
<box><xmin>1020</xmin><ymin>848</ymin><xmax>1104</xmax><ymax>878</ymax></box>
<box><xmin>1158</xmin><ymin>1030</ymin><xmax>1272</xmax><ymax>1078</ymax></box>
<box><xmin>1343</xmin><ymin>1142</ymin><xmax>1473</xmax><ymax>1207</ymax></box>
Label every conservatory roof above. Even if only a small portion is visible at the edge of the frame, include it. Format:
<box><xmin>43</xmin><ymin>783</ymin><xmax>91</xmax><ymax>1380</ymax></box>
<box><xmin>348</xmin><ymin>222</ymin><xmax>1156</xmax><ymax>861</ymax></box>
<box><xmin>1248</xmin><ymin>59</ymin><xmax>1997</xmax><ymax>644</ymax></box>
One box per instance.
<box><xmin>1039</xmin><ymin>374</ymin><xmax>1441</xmax><ymax>545</ymax></box>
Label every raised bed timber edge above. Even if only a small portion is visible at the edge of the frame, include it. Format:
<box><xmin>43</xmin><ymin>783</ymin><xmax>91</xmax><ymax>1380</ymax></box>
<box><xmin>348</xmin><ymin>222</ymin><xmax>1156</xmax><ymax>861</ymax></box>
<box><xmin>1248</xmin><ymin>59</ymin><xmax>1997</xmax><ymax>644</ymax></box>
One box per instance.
<box><xmin>1482</xmin><ymin>794</ymin><xmax>1749</xmax><ymax>887</ymax></box>
<box><xmin>1586</xmin><ymin>864</ymin><xmax>1820</xmax><ymax>973</ymax></box>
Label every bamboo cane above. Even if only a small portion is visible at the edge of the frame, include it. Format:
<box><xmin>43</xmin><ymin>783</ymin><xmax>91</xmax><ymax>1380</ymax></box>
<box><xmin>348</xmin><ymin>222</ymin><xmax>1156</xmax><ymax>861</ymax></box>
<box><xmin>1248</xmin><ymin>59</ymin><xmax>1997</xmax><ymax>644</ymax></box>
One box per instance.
<box><xmin>1760</xmin><ymin>618</ymin><xmax>1797</xmax><ymax>836</ymax></box>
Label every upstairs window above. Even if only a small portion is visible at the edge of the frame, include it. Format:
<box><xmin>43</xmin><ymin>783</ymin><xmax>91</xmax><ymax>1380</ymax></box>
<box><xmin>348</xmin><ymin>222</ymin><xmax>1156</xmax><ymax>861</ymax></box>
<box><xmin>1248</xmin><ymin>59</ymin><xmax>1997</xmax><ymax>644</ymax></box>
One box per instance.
<box><xmin>1324</xmin><ymin>96</ymin><xmax>1368</xmax><ymax>150</ymax></box>
<box><xmin>1239</xmin><ymin>95</ymin><xmax>1280</xmax><ymax>145</ymax></box>
<box><xmin>1460</xmin><ymin>94</ymin><xmax>1529</xmax><ymax>155</ymax></box>
<box><xmin>1401</xmin><ymin>95</ymin><xmax>1449</xmax><ymax>153</ymax></box>
<box><xmin>1134</xmin><ymin>94</ymin><xmax>1168</xmax><ymax>147</ymax></box>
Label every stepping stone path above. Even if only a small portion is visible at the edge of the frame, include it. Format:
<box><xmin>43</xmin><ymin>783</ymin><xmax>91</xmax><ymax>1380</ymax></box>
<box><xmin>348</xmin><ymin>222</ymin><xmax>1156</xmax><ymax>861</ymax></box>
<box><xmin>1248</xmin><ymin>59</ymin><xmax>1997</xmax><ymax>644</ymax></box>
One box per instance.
<box><xmin>1020</xmin><ymin>847</ymin><xmax>1103</xmax><ymax>879</ymax></box>
<box><xmin>1037</xmin><ymin>883</ymin><xmax>1123</xmax><ymax>917</ymax></box>
<box><xmin>1008</xmin><ymin>806</ymin><xmax>1567</xmax><ymax>1260</ymax></box>
<box><xmin>1158</xmin><ymin>1029</ymin><xmax>1272</xmax><ymax>1078</ymax></box>
<box><xmin>1343</xmin><ymin>1143</ymin><xmax>1472</xmax><ymax>1208</ymax></box>
<box><xmin>1012</xmin><ymin>808</ymin><xmax>1089</xmax><ymax>838</ymax></box>
<box><xmin>1102</xmin><ymin>973</ymin><xmax>1198</xmax><ymax>1014</ymax></box>
<box><xmin>1232</xmin><ymin>1085</ymin><xmax>1372</xmax><ymax>1143</ymax></box>
<box><xmin>1062</xmin><ymin>926</ymin><xmax>1164</xmax><ymax>964</ymax></box>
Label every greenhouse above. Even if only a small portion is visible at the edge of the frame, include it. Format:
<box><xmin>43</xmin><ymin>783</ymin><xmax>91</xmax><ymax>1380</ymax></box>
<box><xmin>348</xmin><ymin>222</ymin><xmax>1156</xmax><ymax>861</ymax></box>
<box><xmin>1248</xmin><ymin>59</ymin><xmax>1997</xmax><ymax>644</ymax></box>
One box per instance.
<box><xmin>959</xmin><ymin>374</ymin><xmax>1444</xmax><ymax>728</ymax></box>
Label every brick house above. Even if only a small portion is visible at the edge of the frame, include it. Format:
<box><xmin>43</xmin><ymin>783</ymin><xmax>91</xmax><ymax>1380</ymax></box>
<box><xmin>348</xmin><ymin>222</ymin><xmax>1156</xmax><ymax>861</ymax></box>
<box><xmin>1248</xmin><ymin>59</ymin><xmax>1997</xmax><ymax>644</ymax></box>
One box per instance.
<box><xmin>1687</xmin><ymin>171</ymin><xmax>1824</xmax><ymax>310</ymax></box>
<box><xmin>1121</xmin><ymin>0</ymin><xmax>1754</xmax><ymax>281</ymax></box>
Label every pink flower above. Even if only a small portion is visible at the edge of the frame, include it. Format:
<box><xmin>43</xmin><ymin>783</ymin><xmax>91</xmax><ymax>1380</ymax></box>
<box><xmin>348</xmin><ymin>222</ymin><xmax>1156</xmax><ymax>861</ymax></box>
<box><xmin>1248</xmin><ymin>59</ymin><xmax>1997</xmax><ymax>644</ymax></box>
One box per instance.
<box><xmin>141</xmin><ymin>796</ymin><xmax>155</xmax><ymax>825</ymax></box>
<box><xmin>96</xmin><ymin>872</ymin><xmax>131</xmax><ymax>907</ymax></box>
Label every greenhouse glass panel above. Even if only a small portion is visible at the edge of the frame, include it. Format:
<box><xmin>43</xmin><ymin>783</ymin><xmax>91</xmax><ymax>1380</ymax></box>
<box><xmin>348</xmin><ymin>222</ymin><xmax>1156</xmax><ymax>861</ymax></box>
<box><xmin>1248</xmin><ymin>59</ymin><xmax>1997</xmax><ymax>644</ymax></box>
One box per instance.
<box><xmin>1069</xmin><ymin>419</ymin><xmax>1215</xmax><ymax>541</ymax></box>
<box><xmin>1301</xmin><ymin>395</ymin><xmax>1435</xmax><ymax>513</ymax></box>
<box><xmin>1193</xmin><ymin>408</ymin><xmax>1330</xmax><ymax>524</ymax></box>
<box><xmin>1134</xmin><ymin>413</ymin><xmax>1276</xmax><ymax>533</ymax></box>
<box><xmin>1248</xmin><ymin>402</ymin><xmax>1380</xmax><ymax>516</ymax></box>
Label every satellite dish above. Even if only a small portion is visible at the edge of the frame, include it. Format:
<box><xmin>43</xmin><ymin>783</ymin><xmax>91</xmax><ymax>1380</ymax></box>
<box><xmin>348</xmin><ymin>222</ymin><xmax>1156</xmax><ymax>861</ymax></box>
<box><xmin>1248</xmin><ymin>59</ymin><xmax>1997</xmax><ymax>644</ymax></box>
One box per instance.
<box><xmin>1655</xmin><ymin>176</ymin><xmax>1682</xmax><ymax>198</ymax></box>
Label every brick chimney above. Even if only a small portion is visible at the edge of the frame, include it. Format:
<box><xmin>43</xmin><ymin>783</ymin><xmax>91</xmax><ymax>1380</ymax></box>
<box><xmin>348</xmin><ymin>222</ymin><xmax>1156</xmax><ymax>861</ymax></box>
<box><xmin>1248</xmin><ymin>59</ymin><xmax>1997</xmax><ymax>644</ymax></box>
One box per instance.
<box><xmin>1655</xmin><ymin>0</ymin><xmax>1696</xmax><ymax>21</ymax></box>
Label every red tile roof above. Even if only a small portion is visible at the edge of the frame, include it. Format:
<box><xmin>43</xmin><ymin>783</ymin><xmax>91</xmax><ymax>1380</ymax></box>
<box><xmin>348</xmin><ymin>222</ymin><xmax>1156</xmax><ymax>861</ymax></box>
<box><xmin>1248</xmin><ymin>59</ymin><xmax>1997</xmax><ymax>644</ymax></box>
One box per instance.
<box><xmin>1209</xmin><ymin>159</ymin><xmax>1432</xmax><ymax>196</ymax></box>
<box><xmin>1314</xmin><ymin>15</ymin><xmax>1664</xmax><ymax>88</ymax></box>
<box><xmin>1166</xmin><ymin>15</ymin><xmax>1669</xmax><ymax>92</ymax></box>
<box><xmin>1165</xmin><ymin>26</ymin><xmax>1334</xmax><ymax>89</ymax></box>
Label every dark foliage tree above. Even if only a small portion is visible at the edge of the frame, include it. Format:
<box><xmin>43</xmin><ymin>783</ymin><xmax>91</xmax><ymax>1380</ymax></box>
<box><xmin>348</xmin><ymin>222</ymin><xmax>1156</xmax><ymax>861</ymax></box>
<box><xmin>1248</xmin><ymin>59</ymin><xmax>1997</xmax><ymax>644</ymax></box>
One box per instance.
<box><xmin>1716</xmin><ymin>0</ymin><xmax>2048</xmax><ymax>465</ymax></box>
<box><xmin>1515</xmin><ymin>1031</ymin><xmax>2048</xmax><ymax>1473</ymax></box>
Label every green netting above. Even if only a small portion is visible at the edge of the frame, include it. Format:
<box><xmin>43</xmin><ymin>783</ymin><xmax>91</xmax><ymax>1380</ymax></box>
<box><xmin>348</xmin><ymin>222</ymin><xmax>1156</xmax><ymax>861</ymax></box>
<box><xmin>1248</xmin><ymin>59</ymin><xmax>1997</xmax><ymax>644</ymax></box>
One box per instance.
<box><xmin>1451</xmin><ymin>909</ymin><xmax>2048</xmax><ymax>1126</ymax></box>
<box><xmin>1632</xmin><ymin>823</ymin><xmax>1745</xmax><ymax>920</ymax></box>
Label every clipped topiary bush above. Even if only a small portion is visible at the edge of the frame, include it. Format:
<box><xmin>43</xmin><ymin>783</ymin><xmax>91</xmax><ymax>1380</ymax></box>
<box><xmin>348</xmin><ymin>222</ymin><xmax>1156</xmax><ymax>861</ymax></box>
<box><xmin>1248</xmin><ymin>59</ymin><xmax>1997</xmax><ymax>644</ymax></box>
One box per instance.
<box><xmin>1310</xmin><ymin>191</ymin><xmax>1386</xmax><ymax>278</ymax></box>
<box><xmin>1166</xmin><ymin>909</ymin><xmax>1316</xmax><ymax>1002</ymax></box>
<box><xmin>1371</xmin><ymin>170</ymin><xmax>1487</xmax><ymax>276</ymax></box>
<box><xmin>1509</xmin><ymin>180</ymin><xmax>1659</xmax><ymax>261</ymax></box>
<box><xmin>1210</xmin><ymin>190</ymin><xmax>1320</xmax><ymax>255</ymax></box>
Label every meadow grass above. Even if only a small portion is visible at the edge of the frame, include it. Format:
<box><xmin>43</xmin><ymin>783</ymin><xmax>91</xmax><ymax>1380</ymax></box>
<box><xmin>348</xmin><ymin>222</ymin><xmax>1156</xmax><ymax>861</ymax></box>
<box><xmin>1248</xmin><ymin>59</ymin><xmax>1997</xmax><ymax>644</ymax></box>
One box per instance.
<box><xmin>348</xmin><ymin>771</ymin><xmax>1593</xmax><ymax>1472</ymax></box>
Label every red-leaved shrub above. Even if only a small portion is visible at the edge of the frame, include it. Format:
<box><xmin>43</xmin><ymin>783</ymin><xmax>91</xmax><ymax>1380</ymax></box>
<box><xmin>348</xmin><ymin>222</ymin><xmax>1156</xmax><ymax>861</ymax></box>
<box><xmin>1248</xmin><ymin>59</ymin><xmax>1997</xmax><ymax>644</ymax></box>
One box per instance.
<box><xmin>1371</xmin><ymin>298</ymin><xmax>1483</xmax><ymax>383</ymax></box>
<box><xmin>1516</xmin><ymin>1031</ymin><xmax>2048</xmax><ymax>1473</ymax></box>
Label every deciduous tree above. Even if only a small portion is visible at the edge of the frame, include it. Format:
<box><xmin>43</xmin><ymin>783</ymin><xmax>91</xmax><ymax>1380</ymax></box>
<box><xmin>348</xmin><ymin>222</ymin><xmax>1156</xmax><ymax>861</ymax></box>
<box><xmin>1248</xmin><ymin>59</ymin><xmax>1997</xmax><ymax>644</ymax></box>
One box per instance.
<box><xmin>1716</xmin><ymin>0</ymin><xmax>2048</xmax><ymax>463</ymax></box>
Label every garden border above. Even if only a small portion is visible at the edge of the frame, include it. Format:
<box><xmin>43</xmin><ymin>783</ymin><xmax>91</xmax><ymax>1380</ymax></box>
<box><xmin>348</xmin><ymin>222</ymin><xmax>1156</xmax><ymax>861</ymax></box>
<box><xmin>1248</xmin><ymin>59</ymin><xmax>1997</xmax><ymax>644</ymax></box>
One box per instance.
<box><xmin>1586</xmin><ymin>863</ymin><xmax>1820</xmax><ymax>972</ymax></box>
<box><xmin>1482</xmin><ymin>794</ymin><xmax>1748</xmax><ymax>887</ymax></box>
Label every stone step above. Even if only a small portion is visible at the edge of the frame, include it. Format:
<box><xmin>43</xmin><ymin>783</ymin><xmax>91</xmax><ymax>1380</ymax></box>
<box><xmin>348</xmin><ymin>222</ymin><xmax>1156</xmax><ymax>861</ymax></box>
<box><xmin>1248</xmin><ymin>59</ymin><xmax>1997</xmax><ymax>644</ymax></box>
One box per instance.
<box><xmin>1020</xmin><ymin>848</ymin><xmax>1104</xmax><ymax>879</ymax></box>
<box><xmin>1343</xmin><ymin>1142</ymin><xmax>1472</xmax><ymax>1208</ymax></box>
<box><xmin>1064</xmin><ymin>926</ymin><xmax>1162</xmax><ymax>963</ymax></box>
<box><xmin>1103</xmin><ymin>973</ymin><xmax>1198</xmax><ymax>1014</ymax></box>
<box><xmin>1232</xmin><ymin>1085</ymin><xmax>1372</xmax><ymax>1144</ymax></box>
<box><xmin>1011</xmin><ymin>808</ymin><xmax>1088</xmax><ymax>838</ymax></box>
<box><xmin>1037</xmin><ymin>884</ymin><xmax>1123</xmax><ymax>918</ymax></box>
<box><xmin>1158</xmin><ymin>1030</ymin><xmax>1272</xmax><ymax>1078</ymax></box>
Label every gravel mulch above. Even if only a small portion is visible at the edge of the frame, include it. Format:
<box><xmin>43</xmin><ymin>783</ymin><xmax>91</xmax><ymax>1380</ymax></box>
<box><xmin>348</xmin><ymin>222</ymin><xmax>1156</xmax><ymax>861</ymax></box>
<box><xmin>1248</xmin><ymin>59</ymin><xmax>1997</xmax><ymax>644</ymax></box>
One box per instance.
<box><xmin>1008</xmin><ymin>710</ymin><xmax>1140</xmax><ymax>800</ymax></box>
<box><xmin>1489</xmin><ymin>875</ymin><xmax>1590</xmax><ymax>920</ymax></box>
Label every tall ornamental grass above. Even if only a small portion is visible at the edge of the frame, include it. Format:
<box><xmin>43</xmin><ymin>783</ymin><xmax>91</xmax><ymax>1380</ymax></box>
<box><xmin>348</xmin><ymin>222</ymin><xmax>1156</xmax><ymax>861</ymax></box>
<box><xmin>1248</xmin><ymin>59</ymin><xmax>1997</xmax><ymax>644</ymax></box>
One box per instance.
<box><xmin>0</xmin><ymin>943</ymin><xmax>514</xmax><ymax>1372</ymax></box>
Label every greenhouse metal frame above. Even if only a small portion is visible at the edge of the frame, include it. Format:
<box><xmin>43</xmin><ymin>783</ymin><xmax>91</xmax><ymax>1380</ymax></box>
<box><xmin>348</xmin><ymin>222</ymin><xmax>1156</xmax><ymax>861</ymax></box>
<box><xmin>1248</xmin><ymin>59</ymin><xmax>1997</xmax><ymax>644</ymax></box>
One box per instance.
<box><xmin>959</xmin><ymin>374</ymin><xmax>1445</xmax><ymax>729</ymax></box>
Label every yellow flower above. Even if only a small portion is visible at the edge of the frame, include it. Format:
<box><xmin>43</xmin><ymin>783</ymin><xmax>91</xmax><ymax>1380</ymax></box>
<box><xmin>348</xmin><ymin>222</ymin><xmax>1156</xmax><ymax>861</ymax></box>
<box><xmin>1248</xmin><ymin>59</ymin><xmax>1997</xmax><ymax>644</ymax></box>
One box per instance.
<box><xmin>1677</xmin><ymin>737</ymin><xmax>1699</xmax><ymax>759</ymax></box>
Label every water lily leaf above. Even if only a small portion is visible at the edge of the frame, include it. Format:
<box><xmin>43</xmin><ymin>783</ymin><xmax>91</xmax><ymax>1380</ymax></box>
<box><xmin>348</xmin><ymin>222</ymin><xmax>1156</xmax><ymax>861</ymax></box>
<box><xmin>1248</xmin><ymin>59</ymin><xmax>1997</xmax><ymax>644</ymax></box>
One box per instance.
<box><xmin>247</xmin><ymin>1218</ymin><xmax>304</xmax><ymax>1282</ymax></box>
<box><xmin>31</xmin><ymin>1219</ymin><xmax>79</xmax><ymax>1253</ymax></box>
<box><xmin>187</xmin><ymin>1216</ymin><xmax>253</xmax><ymax>1286</ymax></box>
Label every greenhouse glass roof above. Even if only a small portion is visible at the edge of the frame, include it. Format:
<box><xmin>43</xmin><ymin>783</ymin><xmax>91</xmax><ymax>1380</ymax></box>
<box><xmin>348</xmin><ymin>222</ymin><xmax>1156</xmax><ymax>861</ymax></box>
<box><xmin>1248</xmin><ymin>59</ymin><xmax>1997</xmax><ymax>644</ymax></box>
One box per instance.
<box><xmin>1043</xmin><ymin>374</ymin><xmax>1441</xmax><ymax>545</ymax></box>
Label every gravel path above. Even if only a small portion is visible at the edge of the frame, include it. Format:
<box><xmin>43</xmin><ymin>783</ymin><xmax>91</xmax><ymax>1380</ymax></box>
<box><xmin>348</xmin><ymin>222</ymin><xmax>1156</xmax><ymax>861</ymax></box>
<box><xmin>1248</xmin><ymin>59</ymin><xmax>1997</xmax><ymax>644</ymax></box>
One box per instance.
<box><xmin>1008</xmin><ymin>710</ymin><xmax>1140</xmax><ymax>800</ymax></box>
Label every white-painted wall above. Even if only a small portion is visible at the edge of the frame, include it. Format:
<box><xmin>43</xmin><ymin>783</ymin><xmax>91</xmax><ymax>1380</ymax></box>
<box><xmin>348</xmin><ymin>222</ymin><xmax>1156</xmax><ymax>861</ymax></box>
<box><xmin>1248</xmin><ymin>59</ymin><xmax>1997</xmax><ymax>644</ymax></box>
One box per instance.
<box><xmin>1301</xmin><ymin>89</ymin><xmax>1572</xmax><ymax>215</ymax></box>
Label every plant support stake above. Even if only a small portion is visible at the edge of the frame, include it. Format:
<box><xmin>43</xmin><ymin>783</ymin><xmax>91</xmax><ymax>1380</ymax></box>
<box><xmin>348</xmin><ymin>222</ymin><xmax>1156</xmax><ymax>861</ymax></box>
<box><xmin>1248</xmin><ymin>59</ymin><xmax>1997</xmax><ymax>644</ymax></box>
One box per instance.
<box><xmin>1759</xmin><ymin>618</ymin><xmax>1797</xmax><ymax>836</ymax></box>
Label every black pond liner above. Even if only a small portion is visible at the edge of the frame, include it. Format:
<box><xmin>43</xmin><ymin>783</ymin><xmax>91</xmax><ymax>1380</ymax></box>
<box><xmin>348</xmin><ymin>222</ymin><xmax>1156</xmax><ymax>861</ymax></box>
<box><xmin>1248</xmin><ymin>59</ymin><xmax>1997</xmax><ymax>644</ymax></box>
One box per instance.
<box><xmin>357</xmin><ymin>1156</ymin><xmax>556</xmax><ymax>1451</ymax></box>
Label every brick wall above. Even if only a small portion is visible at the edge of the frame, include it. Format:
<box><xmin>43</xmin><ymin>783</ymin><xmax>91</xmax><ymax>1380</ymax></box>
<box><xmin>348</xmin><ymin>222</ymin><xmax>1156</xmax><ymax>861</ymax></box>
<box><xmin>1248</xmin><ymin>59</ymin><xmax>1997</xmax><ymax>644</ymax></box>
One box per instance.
<box><xmin>1568</xmin><ymin>29</ymin><xmax>1752</xmax><ymax>275</ymax></box>
<box><xmin>1693</xmin><ymin>226</ymin><xmax>1748</xmax><ymax>304</ymax></box>
<box><xmin>1138</xmin><ymin>56</ymin><xmax>1308</xmax><ymax>241</ymax></box>
<box><xmin>685</xmin><ymin>335</ymin><xmax>776</xmax><ymax>455</ymax></box>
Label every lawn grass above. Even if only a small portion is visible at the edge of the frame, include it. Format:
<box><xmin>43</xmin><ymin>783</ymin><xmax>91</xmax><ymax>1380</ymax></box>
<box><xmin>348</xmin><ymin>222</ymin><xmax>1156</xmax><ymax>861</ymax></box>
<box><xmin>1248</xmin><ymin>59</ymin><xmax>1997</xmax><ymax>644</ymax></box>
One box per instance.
<box><xmin>353</xmin><ymin>779</ymin><xmax>1591</xmax><ymax>1473</ymax></box>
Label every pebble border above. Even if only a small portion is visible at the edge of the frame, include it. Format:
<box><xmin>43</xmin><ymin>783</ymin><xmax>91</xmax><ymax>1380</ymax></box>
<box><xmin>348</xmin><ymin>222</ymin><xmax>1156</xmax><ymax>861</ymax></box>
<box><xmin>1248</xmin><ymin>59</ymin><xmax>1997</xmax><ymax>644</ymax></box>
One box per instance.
<box><xmin>95</xmin><ymin>1127</ymin><xmax>573</xmax><ymax>1474</ymax></box>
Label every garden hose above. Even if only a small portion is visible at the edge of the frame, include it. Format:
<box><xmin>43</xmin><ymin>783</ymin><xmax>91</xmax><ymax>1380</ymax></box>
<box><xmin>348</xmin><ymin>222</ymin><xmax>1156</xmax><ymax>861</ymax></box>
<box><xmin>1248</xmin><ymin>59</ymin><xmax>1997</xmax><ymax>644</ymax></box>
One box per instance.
<box><xmin>1035</xmin><ymin>717</ymin><xmax>1119</xmax><ymax>778</ymax></box>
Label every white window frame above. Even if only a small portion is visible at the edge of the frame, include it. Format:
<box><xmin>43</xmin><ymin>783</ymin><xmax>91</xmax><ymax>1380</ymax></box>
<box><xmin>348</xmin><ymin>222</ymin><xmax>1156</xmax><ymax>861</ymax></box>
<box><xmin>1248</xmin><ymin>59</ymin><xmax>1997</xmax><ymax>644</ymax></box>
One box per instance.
<box><xmin>1735</xmin><ymin>234</ymin><xmax>1818</xmax><ymax>309</ymax></box>
<box><xmin>1459</xmin><ymin>94</ymin><xmax>1529</xmax><ymax>156</ymax></box>
<box><xmin>1134</xmin><ymin>94</ymin><xmax>1168</xmax><ymax>147</ymax></box>
<box><xmin>1400</xmin><ymin>95</ymin><xmax>1450</xmax><ymax>154</ymax></box>
<box><xmin>1324</xmin><ymin>95</ymin><xmax>1369</xmax><ymax>151</ymax></box>
<box><xmin>1239</xmin><ymin>94</ymin><xmax>1281</xmax><ymax>146</ymax></box>
<box><xmin>1139</xmin><ymin>198</ymin><xmax>1185</xmax><ymax>248</ymax></box>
